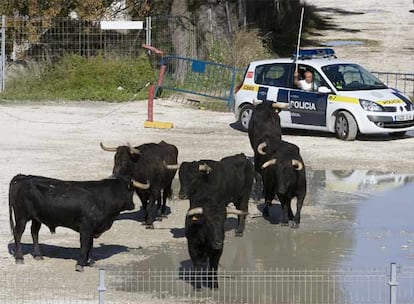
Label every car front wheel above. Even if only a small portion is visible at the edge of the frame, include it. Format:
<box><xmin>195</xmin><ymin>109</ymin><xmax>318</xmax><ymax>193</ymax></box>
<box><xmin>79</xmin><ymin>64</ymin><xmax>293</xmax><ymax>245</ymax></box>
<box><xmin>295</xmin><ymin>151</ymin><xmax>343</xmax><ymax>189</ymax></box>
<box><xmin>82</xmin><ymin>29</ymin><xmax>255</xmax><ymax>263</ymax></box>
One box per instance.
<box><xmin>238</xmin><ymin>104</ymin><xmax>254</xmax><ymax>132</ymax></box>
<box><xmin>335</xmin><ymin>111</ymin><xmax>358</xmax><ymax>141</ymax></box>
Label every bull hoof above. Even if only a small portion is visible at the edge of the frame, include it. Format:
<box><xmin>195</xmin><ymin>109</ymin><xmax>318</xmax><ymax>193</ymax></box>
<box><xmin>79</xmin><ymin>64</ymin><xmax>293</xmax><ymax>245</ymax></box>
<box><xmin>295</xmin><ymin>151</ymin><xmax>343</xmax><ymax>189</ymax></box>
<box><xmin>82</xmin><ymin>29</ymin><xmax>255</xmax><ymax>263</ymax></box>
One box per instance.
<box><xmin>161</xmin><ymin>214</ymin><xmax>168</xmax><ymax>218</ymax></box>
<box><xmin>145</xmin><ymin>224</ymin><xmax>154</xmax><ymax>230</ymax></box>
<box><xmin>75</xmin><ymin>264</ymin><xmax>84</xmax><ymax>272</ymax></box>
<box><xmin>281</xmin><ymin>222</ymin><xmax>289</xmax><ymax>226</ymax></box>
<box><xmin>15</xmin><ymin>259</ymin><xmax>24</xmax><ymax>265</ymax></box>
<box><xmin>289</xmin><ymin>221</ymin><xmax>299</xmax><ymax>229</ymax></box>
<box><xmin>234</xmin><ymin>231</ymin><xmax>243</xmax><ymax>237</ymax></box>
<box><xmin>88</xmin><ymin>259</ymin><xmax>96</xmax><ymax>267</ymax></box>
<box><xmin>33</xmin><ymin>255</ymin><xmax>44</xmax><ymax>261</ymax></box>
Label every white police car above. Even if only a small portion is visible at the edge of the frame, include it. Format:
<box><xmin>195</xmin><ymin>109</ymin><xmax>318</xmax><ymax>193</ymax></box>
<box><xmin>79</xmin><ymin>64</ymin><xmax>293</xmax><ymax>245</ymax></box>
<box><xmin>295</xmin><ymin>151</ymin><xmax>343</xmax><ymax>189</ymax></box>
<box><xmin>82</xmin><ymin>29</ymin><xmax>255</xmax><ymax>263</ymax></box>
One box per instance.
<box><xmin>233</xmin><ymin>48</ymin><xmax>414</xmax><ymax>140</ymax></box>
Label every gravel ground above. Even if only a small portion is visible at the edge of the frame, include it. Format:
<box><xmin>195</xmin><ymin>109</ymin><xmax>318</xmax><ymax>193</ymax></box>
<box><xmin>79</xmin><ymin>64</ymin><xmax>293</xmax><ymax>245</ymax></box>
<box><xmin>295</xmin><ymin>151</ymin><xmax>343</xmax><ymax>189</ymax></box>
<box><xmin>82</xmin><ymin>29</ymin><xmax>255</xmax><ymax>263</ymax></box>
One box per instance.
<box><xmin>0</xmin><ymin>2</ymin><xmax>413</xmax><ymax>302</ymax></box>
<box><xmin>1</xmin><ymin>99</ymin><xmax>414</xmax><ymax>301</ymax></box>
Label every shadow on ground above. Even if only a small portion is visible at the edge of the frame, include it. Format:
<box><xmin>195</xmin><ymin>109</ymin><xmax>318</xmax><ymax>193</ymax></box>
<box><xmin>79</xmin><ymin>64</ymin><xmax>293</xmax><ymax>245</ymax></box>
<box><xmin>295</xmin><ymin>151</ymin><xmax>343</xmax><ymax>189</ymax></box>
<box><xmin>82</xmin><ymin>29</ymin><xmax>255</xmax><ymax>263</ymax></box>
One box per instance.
<box><xmin>8</xmin><ymin>242</ymin><xmax>134</xmax><ymax>262</ymax></box>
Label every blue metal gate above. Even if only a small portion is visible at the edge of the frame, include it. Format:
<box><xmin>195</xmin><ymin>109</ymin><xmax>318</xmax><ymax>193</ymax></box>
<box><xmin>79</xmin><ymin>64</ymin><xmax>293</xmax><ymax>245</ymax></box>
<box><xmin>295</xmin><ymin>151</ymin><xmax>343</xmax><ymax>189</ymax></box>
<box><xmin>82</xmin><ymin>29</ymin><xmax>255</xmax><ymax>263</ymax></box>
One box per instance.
<box><xmin>157</xmin><ymin>55</ymin><xmax>239</xmax><ymax>106</ymax></box>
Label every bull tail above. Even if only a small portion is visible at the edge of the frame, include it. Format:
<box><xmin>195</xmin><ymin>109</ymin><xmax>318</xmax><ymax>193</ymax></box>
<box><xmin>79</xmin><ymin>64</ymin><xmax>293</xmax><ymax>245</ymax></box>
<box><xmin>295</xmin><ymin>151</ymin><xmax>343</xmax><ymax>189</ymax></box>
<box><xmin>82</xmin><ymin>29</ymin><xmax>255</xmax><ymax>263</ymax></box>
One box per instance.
<box><xmin>9</xmin><ymin>177</ymin><xmax>18</xmax><ymax>237</ymax></box>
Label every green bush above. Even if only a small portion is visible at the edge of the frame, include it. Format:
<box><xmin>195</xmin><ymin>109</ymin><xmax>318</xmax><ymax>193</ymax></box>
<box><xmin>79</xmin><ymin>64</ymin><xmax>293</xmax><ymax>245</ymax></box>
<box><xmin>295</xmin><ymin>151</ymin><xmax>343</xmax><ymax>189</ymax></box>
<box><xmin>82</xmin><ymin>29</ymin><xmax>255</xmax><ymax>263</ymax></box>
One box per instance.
<box><xmin>1</xmin><ymin>54</ymin><xmax>156</xmax><ymax>102</ymax></box>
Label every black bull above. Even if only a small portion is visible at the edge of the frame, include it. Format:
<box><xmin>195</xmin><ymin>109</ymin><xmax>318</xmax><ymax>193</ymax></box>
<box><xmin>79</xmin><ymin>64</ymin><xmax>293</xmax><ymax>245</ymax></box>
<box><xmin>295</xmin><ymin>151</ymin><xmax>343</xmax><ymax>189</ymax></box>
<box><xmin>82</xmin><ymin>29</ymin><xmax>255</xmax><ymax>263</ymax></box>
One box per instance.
<box><xmin>248</xmin><ymin>100</ymin><xmax>306</xmax><ymax>227</ymax></box>
<box><xmin>185</xmin><ymin>202</ymin><xmax>247</xmax><ymax>288</ymax></box>
<box><xmin>100</xmin><ymin>141</ymin><xmax>178</xmax><ymax>229</ymax></box>
<box><xmin>248</xmin><ymin>100</ymin><xmax>287</xmax><ymax>170</ymax></box>
<box><xmin>9</xmin><ymin>174</ymin><xmax>149</xmax><ymax>271</ymax></box>
<box><xmin>258</xmin><ymin>140</ymin><xmax>307</xmax><ymax>228</ymax></box>
<box><xmin>174</xmin><ymin>153</ymin><xmax>254</xmax><ymax>236</ymax></box>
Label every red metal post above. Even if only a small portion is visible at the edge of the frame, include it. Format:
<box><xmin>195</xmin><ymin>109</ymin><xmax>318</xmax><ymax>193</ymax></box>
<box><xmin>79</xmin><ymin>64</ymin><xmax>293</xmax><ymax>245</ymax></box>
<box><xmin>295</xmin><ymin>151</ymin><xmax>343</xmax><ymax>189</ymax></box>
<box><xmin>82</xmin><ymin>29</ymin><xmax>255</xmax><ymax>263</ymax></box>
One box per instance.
<box><xmin>157</xmin><ymin>65</ymin><xmax>166</xmax><ymax>87</ymax></box>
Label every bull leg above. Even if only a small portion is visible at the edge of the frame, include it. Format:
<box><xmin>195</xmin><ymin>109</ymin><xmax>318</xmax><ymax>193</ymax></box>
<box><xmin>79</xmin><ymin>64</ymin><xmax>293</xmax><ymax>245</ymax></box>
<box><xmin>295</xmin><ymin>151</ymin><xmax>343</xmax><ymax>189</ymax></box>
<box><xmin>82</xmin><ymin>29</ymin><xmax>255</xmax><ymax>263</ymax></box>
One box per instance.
<box><xmin>291</xmin><ymin>192</ymin><xmax>305</xmax><ymax>229</ymax></box>
<box><xmin>76</xmin><ymin>230</ymin><xmax>93</xmax><ymax>272</ymax></box>
<box><xmin>161</xmin><ymin>186</ymin><xmax>172</xmax><ymax>217</ymax></box>
<box><xmin>156</xmin><ymin>191</ymin><xmax>163</xmax><ymax>221</ymax></box>
<box><xmin>87</xmin><ymin>238</ymin><xmax>96</xmax><ymax>267</ymax></box>
<box><xmin>235</xmin><ymin>199</ymin><xmax>248</xmax><ymax>237</ymax></box>
<box><xmin>145</xmin><ymin>196</ymin><xmax>157</xmax><ymax>229</ymax></box>
<box><xmin>31</xmin><ymin>220</ymin><xmax>43</xmax><ymax>260</ymax></box>
<box><xmin>188</xmin><ymin>243</ymin><xmax>206</xmax><ymax>290</ymax></box>
<box><xmin>208</xmin><ymin>249</ymin><xmax>222</xmax><ymax>289</ymax></box>
<box><xmin>138</xmin><ymin>191</ymin><xmax>149</xmax><ymax>226</ymax></box>
<box><xmin>262</xmin><ymin>174</ymin><xmax>276</xmax><ymax>217</ymax></box>
<box><xmin>13</xmin><ymin>218</ymin><xmax>27</xmax><ymax>264</ymax></box>
<box><xmin>279</xmin><ymin>195</ymin><xmax>290</xmax><ymax>226</ymax></box>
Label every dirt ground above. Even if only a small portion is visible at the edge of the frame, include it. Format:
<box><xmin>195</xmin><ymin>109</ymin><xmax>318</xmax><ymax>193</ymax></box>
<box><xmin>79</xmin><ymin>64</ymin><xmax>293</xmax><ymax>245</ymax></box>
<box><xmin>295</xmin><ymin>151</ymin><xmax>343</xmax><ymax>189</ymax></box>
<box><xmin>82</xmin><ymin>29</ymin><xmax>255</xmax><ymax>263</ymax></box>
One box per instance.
<box><xmin>1</xmin><ymin>98</ymin><xmax>414</xmax><ymax>301</ymax></box>
<box><xmin>0</xmin><ymin>2</ymin><xmax>413</xmax><ymax>302</ymax></box>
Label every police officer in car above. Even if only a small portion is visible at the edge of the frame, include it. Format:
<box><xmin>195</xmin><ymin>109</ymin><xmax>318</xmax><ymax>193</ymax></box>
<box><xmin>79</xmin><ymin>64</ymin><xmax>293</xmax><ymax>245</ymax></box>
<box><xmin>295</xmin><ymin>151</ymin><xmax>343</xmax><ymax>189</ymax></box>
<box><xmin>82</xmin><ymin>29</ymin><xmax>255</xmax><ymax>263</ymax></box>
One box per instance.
<box><xmin>294</xmin><ymin>68</ymin><xmax>317</xmax><ymax>92</ymax></box>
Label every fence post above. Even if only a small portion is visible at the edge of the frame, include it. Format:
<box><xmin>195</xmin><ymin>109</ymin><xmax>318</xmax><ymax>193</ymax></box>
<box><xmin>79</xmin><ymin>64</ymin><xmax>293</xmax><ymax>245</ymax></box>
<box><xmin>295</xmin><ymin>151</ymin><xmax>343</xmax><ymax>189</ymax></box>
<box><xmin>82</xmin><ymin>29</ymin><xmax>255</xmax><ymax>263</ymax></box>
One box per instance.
<box><xmin>1</xmin><ymin>15</ymin><xmax>6</xmax><ymax>92</ymax></box>
<box><xmin>389</xmin><ymin>262</ymin><xmax>398</xmax><ymax>304</ymax></box>
<box><xmin>98</xmin><ymin>268</ymin><xmax>106</xmax><ymax>304</ymax></box>
<box><xmin>145</xmin><ymin>16</ymin><xmax>152</xmax><ymax>47</ymax></box>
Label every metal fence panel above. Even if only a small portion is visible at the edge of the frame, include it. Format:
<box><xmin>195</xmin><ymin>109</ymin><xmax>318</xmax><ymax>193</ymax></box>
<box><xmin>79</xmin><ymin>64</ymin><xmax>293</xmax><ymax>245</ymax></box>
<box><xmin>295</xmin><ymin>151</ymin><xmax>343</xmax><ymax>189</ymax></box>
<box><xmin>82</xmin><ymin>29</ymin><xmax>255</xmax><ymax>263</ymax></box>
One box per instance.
<box><xmin>103</xmin><ymin>266</ymin><xmax>414</xmax><ymax>304</ymax></box>
<box><xmin>159</xmin><ymin>55</ymin><xmax>237</xmax><ymax>105</ymax></box>
<box><xmin>372</xmin><ymin>71</ymin><xmax>414</xmax><ymax>97</ymax></box>
<box><xmin>4</xmin><ymin>16</ymin><xmax>148</xmax><ymax>62</ymax></box>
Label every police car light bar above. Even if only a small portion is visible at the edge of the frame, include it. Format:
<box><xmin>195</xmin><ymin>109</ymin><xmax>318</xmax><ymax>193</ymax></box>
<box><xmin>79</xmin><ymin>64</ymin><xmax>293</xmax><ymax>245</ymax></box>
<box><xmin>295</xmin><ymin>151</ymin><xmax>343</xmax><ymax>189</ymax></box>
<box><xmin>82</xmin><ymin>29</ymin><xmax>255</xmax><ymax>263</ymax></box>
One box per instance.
<box><xmin>293</xmin><ymin>48</ymin><xmax>336</xmax><ymax>59</ymax></box>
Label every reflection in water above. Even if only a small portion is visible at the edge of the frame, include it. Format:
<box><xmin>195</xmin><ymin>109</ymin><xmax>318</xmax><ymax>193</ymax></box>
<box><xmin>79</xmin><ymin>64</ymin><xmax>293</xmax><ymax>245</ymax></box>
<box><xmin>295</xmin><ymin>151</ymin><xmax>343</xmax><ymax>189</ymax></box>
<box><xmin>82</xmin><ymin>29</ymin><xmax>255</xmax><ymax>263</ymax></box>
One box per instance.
<box><xmin>108</xmin><ymin>169</ymin><xmax>414</xmax><ymax>302</ymax></box>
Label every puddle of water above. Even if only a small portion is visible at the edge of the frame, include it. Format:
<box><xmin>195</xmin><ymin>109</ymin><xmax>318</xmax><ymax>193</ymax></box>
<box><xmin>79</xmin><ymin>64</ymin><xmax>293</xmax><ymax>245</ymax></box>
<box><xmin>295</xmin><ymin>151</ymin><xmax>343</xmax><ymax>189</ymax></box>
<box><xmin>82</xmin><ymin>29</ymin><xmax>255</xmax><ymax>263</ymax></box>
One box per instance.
<box><xmin>130</xmin><ymin>169</ymin><xmax>414</xmax><ymax>270</ymax></box>
<box><xmin>107</xmin><ymin>169</ymin><xmax>414</xmax><ymax>302</ymax></box>
<box><xmin>322</xmin><ymin>40</ymin><xmax>364</xmax><ymax>47</ymax></box>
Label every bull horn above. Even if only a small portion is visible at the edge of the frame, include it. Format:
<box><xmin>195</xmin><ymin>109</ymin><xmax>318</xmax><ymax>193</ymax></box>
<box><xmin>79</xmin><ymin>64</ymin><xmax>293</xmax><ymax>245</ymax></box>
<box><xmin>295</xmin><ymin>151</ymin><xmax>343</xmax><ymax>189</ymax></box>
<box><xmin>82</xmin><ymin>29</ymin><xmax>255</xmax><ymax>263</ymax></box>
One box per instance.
<box><xmin>127</xmin><ymin>142</ymin><xmax>140</xmax><ymax>155</ymax></box>
<box><xmin>187</xmin><ymin>207</ymin><xmax>203</xmax><ymax>216</ymax></box>
<box><xmin>272</xmin><ymin>102</ymin><xmax>289</xmax><ymax>110</ymax></box>
<box><xmin>163</xmin><ymin>161</ymin><xmax>180</xmax><ymax>170</ymax></box>
<box><xmin>292</xmin><ymin>159</ymin><xmax>304</xmax><ymax>171</ymax></box>
<box><xmin>100</xmin><ymin>142</ymin><xmax>118</xmax><ymax>152</ymax></box>
<box><xmin>226</xmin><ymin>208</ymin><xmax>248</xmax><ymax>216</ymax></box>
<box><xmin>198</xmin><ymin>163</ymin><xmax>212</xmax><ymax>173</ymax></box>
<box><xmin>131</xmin><ymin>179</ymin><xmax>150</xmax><ymax>190</ymax></box>
<box><xmin>262</xmin><ymin>159</ymin><xmax>277</xmax><ymax>169</ymax></box>
<box><xmin>257</xmin><ymin>142</ymin><xmax>267</xmax><ymax>155</ymax></box>
<box><xmin>252</xmin><ymin>99</ymin><xmax>263</xmax><ymax>106</ymax></box>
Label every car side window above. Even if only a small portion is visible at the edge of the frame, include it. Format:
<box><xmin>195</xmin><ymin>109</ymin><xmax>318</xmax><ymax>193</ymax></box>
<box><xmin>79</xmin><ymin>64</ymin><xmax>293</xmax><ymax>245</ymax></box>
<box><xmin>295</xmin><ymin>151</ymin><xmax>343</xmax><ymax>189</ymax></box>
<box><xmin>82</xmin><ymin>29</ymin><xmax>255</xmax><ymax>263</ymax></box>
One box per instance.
<box><xmin>254</xmin><ymin>63</ymin><xmax>291</xmax><ymax>87</ymax></box>
<box><xmin>296</xmin><ymin>65</ymin><xmax>329</xmax><ymax>91</ymax></box>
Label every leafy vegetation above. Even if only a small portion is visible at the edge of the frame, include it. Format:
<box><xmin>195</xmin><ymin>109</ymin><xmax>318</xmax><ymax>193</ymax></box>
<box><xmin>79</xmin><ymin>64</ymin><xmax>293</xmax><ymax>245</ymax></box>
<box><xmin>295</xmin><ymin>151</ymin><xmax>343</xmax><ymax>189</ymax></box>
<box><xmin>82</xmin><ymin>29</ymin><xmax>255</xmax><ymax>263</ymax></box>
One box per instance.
<box><xmin>1</xmin><ymin>54</ymin><xmax>155</xmax><ymax>102</ymax></box>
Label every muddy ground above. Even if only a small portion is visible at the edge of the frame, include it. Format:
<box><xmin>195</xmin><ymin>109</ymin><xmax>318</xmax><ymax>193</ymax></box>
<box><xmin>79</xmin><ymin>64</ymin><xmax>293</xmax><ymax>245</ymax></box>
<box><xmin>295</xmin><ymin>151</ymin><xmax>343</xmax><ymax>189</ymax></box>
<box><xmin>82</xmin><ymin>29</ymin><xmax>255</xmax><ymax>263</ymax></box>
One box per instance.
<box><xmin>1</xmin><ymin>99</ymin><xmax>414</xmax><ymax>302</ymax></box>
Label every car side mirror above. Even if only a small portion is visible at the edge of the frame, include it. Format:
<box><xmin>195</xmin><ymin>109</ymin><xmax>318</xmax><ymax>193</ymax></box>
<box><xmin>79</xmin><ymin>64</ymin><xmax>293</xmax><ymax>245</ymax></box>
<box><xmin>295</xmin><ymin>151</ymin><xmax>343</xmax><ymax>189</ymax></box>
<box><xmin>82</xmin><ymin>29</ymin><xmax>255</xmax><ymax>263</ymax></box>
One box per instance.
<box><xmin>318</xmin><ymin>86</ymin><xmax>332</xmax><ymax>94</ymax></box>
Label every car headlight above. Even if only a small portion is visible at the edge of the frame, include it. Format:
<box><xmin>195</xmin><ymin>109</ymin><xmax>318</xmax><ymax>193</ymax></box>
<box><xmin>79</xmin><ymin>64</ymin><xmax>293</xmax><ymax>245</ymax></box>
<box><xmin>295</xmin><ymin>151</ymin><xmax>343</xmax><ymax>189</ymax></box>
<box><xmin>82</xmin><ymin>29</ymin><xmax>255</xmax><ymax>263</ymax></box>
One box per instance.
<box><xmin>359</xmin><ymin>99</ymin><xmax>384</xmax><ymax>112</ymax></box>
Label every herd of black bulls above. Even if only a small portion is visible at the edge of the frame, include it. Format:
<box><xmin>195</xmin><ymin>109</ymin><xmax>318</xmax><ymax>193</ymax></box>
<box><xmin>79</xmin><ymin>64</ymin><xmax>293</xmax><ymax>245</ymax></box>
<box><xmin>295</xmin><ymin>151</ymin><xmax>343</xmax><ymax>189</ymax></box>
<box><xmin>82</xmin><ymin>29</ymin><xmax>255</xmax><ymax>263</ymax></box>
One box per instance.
<box><xmin>8</xmin><ymin>100</ymin><xmax>306</xmax><ymax>287</ymax></box>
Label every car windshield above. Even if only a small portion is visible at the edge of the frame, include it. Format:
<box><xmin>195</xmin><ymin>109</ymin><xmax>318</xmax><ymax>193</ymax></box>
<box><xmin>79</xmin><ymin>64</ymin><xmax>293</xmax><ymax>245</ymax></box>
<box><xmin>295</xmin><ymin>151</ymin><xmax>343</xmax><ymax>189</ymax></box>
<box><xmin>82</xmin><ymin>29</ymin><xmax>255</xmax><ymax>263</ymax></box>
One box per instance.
<box><xmin>322</xmin><ymin>64</ymin><xmax>387</xmax><ymax>91</ymax></box>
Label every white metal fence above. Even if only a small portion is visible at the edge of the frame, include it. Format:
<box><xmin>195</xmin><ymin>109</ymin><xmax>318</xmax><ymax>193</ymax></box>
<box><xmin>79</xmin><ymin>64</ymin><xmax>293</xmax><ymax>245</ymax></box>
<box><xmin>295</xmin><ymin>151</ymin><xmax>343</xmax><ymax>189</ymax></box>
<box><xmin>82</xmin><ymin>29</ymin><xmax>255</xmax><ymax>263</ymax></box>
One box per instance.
<box><xmin>0</xmin><ymin>263</ymin><xmax>413</xmax><ymax>303</ymax></box>
<box><xmin>372</xmin><ymin>72</ymin><xmax>414</xmax><ymax>98</ymax></box>
<box><xmin>101</xmin><ymin>264</ymin><xmax>414</xmax><ymax>304</ymax></box>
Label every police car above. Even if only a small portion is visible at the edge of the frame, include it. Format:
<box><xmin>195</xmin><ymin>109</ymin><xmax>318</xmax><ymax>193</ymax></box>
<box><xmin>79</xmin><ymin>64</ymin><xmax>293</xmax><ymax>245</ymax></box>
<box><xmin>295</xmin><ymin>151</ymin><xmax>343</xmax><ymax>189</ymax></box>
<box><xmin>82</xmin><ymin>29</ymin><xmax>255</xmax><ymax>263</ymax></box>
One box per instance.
<box><xmin>233</xmin><ymin>48</ymin><xmax>414</xmax><ymax>140</ymax></box>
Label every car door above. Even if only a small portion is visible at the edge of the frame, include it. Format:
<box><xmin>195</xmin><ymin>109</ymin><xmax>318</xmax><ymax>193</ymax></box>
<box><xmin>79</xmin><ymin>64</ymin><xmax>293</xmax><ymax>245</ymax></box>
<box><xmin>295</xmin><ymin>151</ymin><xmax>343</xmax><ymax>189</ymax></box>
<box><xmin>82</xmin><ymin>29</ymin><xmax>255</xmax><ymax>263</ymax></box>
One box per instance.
<box><xmin>253</xmin><ymin>63</ymin><xmax>292</xmax><ymax>102</ymax></box>
<box><xmin>288</xmin><ymin>65</ymin><xmax>329</xmax><ymax>127</ymax></box>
